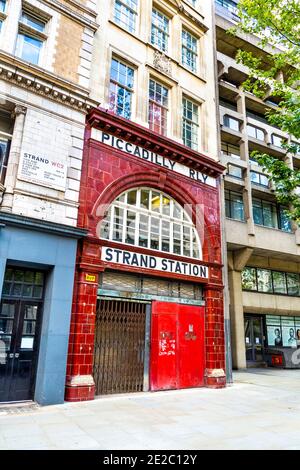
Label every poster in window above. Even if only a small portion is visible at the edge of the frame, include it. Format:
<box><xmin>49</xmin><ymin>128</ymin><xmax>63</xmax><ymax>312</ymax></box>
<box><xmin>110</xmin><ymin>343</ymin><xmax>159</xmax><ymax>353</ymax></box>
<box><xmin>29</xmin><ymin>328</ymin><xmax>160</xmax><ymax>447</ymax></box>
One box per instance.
<box><xmin>266</xmin><ymin>315</ymin><xmax>282</xmax><ymax>346</ymax></box>
<box><xmin>282</xmin><ymin>317</ymin><xmax>296</xmax><ymax>348</ymax></box>
<box><xmin>295</xmin><ymin>321</ymin><xmax>300</xmax><ymax>345</ymax></box>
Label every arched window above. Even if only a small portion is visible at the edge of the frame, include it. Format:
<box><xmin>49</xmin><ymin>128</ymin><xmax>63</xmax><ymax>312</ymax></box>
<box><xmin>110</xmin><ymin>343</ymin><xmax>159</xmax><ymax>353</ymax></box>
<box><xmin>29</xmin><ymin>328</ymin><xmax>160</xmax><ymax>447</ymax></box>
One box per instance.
<box><xmin>100</xmin><ymin>188</ymin><xmax>201</xmax><ymax>259</ymax></box>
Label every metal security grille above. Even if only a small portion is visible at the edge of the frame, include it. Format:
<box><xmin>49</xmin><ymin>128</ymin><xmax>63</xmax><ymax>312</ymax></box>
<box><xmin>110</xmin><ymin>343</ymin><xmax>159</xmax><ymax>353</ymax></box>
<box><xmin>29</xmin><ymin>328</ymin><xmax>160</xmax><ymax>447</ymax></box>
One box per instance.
<box><xmin>93</xmin><ymin>299</ymin><xmax>147</xmax><ymax>395</ymax></box>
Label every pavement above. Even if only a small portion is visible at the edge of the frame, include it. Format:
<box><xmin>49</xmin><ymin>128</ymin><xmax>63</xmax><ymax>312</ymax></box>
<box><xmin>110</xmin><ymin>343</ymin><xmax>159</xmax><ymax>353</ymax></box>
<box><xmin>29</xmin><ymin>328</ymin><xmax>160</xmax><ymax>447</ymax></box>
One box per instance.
<box><xmin>0</xmin><ymin>368</ymin><xmax>300</xmax><ymax>450</ymax></box>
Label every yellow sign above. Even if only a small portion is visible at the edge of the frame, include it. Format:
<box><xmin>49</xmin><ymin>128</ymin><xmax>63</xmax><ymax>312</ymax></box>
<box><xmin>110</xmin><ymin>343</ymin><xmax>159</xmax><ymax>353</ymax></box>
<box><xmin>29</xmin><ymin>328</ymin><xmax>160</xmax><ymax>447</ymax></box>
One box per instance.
<box><xmin>85</xmin><ymin>274</ymin><xmax>96</xmax><ymax>282</ymax></box>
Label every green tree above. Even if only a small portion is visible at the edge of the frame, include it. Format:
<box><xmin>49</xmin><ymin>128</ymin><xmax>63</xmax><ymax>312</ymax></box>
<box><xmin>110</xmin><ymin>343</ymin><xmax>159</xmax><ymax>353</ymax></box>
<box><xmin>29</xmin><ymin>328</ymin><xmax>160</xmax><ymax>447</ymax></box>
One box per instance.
<box><xmin>231</xmin><ymin>0</ymin><xmax>300</xmax><ymax>223</ymax></box>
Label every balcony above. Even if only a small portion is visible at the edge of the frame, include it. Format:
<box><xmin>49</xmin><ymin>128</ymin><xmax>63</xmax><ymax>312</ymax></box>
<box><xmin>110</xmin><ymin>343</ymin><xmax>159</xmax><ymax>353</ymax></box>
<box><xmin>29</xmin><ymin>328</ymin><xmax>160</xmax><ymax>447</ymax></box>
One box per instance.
<box><xmin>215</xmin><ymin>0</ymin><xmax>239</xmax><ymax>22</ymax></box>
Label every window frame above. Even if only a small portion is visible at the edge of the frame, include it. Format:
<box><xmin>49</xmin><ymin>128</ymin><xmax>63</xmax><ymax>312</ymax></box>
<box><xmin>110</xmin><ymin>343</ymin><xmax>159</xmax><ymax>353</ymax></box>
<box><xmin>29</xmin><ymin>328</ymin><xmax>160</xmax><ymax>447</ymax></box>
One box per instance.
<box><xmin>15</xmin><ymin>10</ymin><xmax>48</xmax><ymax>66</ymax></box>
<box><xmin>148</xmin><ymin>78</ymin><xmax>169</xmax><ymax>136</ymax></box>
<box><xmin>100</xmin><ymin>187</ymin><xmax>202</xmax><ymax>260</ymax></box>
<box><xmin>182</xmin><ymin>96</ymin><xmax>199</xmax><ymax>150</ymax></box>
<box><xmin>151</xmin><ymin>8</ymin><xmax>170</xmax><ymax>53</ymax></box>
<box><xmin>181</xmin><ymin>28</ymin><xmax>198</xmax><ymax>73</ymax></box>
<box><xmin>109</xmin><ymin>57</ymin><xmax>135</xmax><ymax>120</ymax></box>
<box><xmin>225</xmin><ymin>189</ymin><xmax>245</xmax><ymax>221</ymax></box>
<box><xmin>242</xmin><ymin>266</ymin><xmax>300</xmax><ymax>297</ymax></box>
<box><xmin>114</xmin><ymin>0</ymin><xmax>138</xmax><ymax>33</ymax></box>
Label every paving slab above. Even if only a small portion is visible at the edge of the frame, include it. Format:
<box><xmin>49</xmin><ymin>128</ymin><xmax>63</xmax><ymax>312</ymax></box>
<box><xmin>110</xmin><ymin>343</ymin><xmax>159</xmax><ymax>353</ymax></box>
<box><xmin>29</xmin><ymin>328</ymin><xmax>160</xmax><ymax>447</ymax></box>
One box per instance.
<box><xmin>0</xmin><ymin>368</ymin><xmax>299</xmax><ymax>449</ymax></box>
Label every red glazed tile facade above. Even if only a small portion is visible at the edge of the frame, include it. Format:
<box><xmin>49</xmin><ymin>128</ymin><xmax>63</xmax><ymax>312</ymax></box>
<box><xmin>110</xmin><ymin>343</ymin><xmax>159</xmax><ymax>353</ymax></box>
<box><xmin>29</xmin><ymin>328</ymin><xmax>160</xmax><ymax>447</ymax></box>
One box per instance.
<box><xmin>65</xmin><ymin>108</ymin><xmax>226</xmax><ymax>401</ymax></box>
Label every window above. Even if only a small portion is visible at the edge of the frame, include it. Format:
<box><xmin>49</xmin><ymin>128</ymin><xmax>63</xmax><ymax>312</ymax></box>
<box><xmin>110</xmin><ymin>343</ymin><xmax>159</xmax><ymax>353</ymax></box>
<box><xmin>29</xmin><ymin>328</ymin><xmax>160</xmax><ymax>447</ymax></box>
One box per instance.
<box><xmin>100</xmin><ymin>188</ymin><xmax>201</xmax><ymax>259</ymax></box>
<box><xmin>114</xmin><ymin>0</ymin><xmax>138</xmax><ymax>32</ymax></box>
<box><xmin>187</xmin><ymin>0</ymin><xmax>196</xmax><ymax>6</ymax></box>
<box><xmin>109</xmin><ymin>58</ymin><xmax>134</xmax><ymax>119</ymax></box>
<box><xmin>252</xmin><ymin>197</ymin><xmax>292</xmax><ymax>232</ymax></box>
<box><xmin>227</xmin><ymin>164</ymin><xmax>243</xmax><ymax>179</ymax></box>
<box><xmin>151</xmin><ymin>9</ymin><xmax>169</xmax><ymax>53</ymax></box>
<box><xmin>216</xmin><ymin>0</ymin><xmax>239</xmax><ymax>16</ymax></box>
<box><xmin>182</xmin><ymin>98</ymin><xmax>199</xmax><ymax>150</ymax></box>
<box><xmin>148</xmin><ymin>79</ymin><xmax>168</xmax><ymax>135</ymax></box>
<box><xmin>247</xmin><ymin>125</ymin><xmax>264</xmax><ymax>141</ymax></box>
<box><xmin>252</xmin><ymin>198</ymin><xmax>277</xmax><ymax>228</ymax></box>
<box><xmin>250</xmin><ymin>171</ymin><xmax>269</xmax><ymax>187</ymax></box>
<box><xmin>15</xmin><ymin>12</ymin><xmax>46</xmax><ymax>65</ymax></box>
<box><xmin>182</xmin><ymin>29</ymin><xmax>197</xmax><ymax>72</ymax></box>
<box><xmin>0</xmin><ymin>1</ymin><xmax>6</xmax><ymax>13</ymax></box>
<box><xmin>242</xmin><ymin>267</ymin><xmax>300</xmax><ymax>297</ymax></box>
<box><xmin>223</xmin><ymin>115</ymin><xmax>240</xmax><ymax>132</ymax></box>
<box><xmin>266</xmin><ymin>315</ymin><xmax>300</xmax><ymax>348</ymax></box>
<box><xmin>221</xmin><ymin>142</ymin><xmax>240</xmax><ymax>158</ymax></box>
<box><xmin>225</xmin><ymin>189</ymin><xmax>244</xmax><ymax>221</ymax></box>
<box><xmin>2</xmin><ymin>268</ymin><xmax>44</xmax><ymax>299</ymax></box>
<box><xmin>272</xmin><ymin>134</ymin><xmax>284</xmax><ymax>148</ymax></box>
<box><xmin>0</xmin><ymin>136</ymin><xmax>11</xmax><ymax>185</ymax></box>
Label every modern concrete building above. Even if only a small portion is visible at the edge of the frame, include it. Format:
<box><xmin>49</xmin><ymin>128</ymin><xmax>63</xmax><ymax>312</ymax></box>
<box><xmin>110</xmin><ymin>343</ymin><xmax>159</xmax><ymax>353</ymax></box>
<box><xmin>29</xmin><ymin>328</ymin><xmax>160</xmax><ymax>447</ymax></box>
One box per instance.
<box><xmin>0</xmin><ymin>0</ymin><xmax>99</xmax><ymax>405</ymax></box>
<box><xmin>65</xmin><ymin>0</ymin><xmax>227</xmax><ymax>402</ymax></box>
<box><xmin>215</xmin><ymin>0</ymin><xmax>300</xmax><ymax>370</ymax></box>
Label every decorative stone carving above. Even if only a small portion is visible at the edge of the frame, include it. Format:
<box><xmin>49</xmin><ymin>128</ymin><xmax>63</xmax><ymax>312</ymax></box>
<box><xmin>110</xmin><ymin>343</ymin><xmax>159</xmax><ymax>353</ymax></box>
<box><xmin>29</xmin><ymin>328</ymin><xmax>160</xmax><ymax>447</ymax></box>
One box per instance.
<box><xmin>153</xmin><ymin>51</ymin><xmax>172</xmax><ymax>76</ymax></box>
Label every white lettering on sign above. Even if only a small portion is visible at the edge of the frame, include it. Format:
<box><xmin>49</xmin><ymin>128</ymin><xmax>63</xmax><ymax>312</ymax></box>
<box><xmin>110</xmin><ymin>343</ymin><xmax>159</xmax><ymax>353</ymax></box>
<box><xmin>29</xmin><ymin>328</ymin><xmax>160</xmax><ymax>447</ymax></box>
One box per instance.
<box><xmin>91</xmin><ymin>129</ymin><xmax>216</xmax><ymax>188</ymax></box>
<box><xmin>18</xmin><ymin>152</ymin><xmax>67</xmax><ymax>191</ymax></box>
<box><xmin>101</xmin><ymin>246</ymin><xmax>209</xmax><ymax>279</ymax></box>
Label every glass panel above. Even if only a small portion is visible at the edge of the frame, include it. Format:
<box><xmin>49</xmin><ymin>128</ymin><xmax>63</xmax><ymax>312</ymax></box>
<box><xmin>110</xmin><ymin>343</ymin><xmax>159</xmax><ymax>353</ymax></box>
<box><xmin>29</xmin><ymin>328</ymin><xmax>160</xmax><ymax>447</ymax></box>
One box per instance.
<box><xmin>287</xmin><ymin>273</ymin><xmax>300</xmax><ymax>296</ymax></box>
<box><xmin>139</xmin><ymin>214</ymin><xmax>149</xmax><ymax>248</ymax></box>
<box><xmin>22</xmin><ymin>285</ymin><xmax>33</xmax><ymax>297</ymax></box>
<box><xmin>24</xmin><ymin>305</ymin><xmax>38</xmax><ymax>320</ymax></box>
<box><xmin>125</xmin><ymin>210</ymin><xmax>136</xmax><ymax>244</ymax></box>
<box><xmin>162</xmin><ymin>196</ymin><xmax>170</xmax><ymax>216</ymax></box>
<box><xmin>257</xmin><ymin>269</ymin><xmax>273</xmax><ymax>293</ymax></box>
<box><xmin>151</xmin><ymin>192</ymin><xmax>160</xmax><ymax>213</ymax></box>
<box><xmin>24</xmin><ymin>271</ymin><xmax>34</xmax><ymax>283</ymax></box>
<box><xmin>12</xmin><ymin>284</ymin><xmax>22</xmax><ymax>296</ymax></box>
<box><xmin>228</xmin><ymin>164</ymin><xmax>242</xmax><ymax>178</ymax></box>
<box><xmin>14</xmin><ymin>270</ymin><xmax>24</xmax><ymax>282</ymax></box>
<box><xmin>127</xmin><ymin>190</ymin><xmax>137</xmax><ymax>206</ymax></box>
<box><xmin>173</xmin><ymin>223</ymin><xmax>181</xmax><ymax>255</ymax></box>
<box><xmin>253</xmin><ymin>200</ymin><xmax>263</xmax><ymax>225</ymax></box>
<box><xmin>16</xmin><ymin>34</ymin><xmax>42</xmax><ymax>65</ymax></box>
<box><xmin>161</xmin><ymin>220</ymin><xmax>170</xmax><ymax>252</ymax></box>
<box><xmin>32</xmin><ymin>286</ymin><xmax>43</xmax><ymax>298</ymax></box>
<box><xmin>242</xmin><ymin>267</ymin><xmax>257</xmax><ymax>290</ymax></box>
<box><xmin>0</xmin><ymin>335</ymin><xmax>11</xmax><ymax>352</ymax></box>
<box><xmin>272</xmin><ymin>271</ymin><xmax>287</xmax><ymax>294</ymax></box>
<box><xmin>183</xmin><ymin>225</ymin><xmax>191</xmax><ymax>257</ymax></box>
<box><xmin>2</xmin><ymin>282</ymin><xmax>11</xmax><ymax>296</ymax></box>
<box><xmin>0</xmin><ymin>319</ymin><xmax>13</xmax><ymax>334</ymax></box>
<box><xmin>140</xmin><ymin>189</ymin><xmax>149</xmax><ymax>210</ymax></box>
<box><xmin>266</xmin><ymin>315</ymin><xmax>282</xmax><ymax>346</ymax></box>
<box><xmin>4</xmin><ymin>269</ymin><xmax>13</xmax><ymax>281</ymax></box>
<box><xmin>282</xmin><ymin>317</ymin><xmax>297</xmax><ymax>348</ymax></box>
<box><xmin>112</xmin><ymin>207</ymin><xmax>124</xmax><ymax>242</ymax></box>
<box><xmin>21</xmin><ymin>12</ymin><xmax>45</xmax><ymax>32</ymax></box>
<box><xmin>150</xmin><ymin>217</ymin><xmax>159</xmax><ymax>250</ymax></box>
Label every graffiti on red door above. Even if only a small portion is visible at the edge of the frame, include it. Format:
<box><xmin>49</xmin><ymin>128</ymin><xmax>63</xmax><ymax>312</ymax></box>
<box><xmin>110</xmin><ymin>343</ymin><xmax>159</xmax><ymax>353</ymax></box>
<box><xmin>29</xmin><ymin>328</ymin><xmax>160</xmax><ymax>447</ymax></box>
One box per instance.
<box><xmin>159</xmin><ymin>331</ymin><xmax>176</xmax><ymax>357</ymax></box>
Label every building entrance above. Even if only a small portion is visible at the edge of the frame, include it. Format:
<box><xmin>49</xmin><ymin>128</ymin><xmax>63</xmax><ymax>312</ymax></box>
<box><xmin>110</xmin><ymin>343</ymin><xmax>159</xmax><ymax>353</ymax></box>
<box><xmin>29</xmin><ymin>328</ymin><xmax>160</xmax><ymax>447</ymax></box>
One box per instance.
<box><xmin>0</xmin><ymin>267</ymin><xmax>44</xmax><ymax>402</ymax></box>
<box><xmin>244</xmin><ymin>315</ymin><xmax>265</xmax><ymax>364</ymax></box>
<box><xmin>93</xmin><ymin>298</ymin><xmax>149</xmax><ymax>395</ymax></box>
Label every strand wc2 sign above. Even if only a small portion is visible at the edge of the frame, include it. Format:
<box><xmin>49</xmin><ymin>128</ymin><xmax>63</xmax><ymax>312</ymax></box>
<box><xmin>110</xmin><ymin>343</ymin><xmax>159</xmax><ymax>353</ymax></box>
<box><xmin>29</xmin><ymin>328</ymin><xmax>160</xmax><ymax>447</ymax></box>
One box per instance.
<box><xmin>18</xmin><ymin>152</ymin><xmax>67</xmax><ymax>191</ymax></box>
<box><xmin>101</xmin><ymin>247</ymin><xmax>209</xmax><ymax>279</ymax></box>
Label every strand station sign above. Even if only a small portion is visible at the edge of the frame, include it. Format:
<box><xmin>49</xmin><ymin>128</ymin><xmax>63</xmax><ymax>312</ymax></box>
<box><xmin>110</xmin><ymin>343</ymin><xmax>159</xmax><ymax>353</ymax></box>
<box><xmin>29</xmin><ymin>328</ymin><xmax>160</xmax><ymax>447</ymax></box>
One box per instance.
<box><xmin>101</xmin><ymin>246</ymin><xmax>209</xmax><ymax>279</ymax></box>
<box><xmin>91</xmin><ymin>129</ymin><xmax>217</xmax><ymax>188</ymax></box>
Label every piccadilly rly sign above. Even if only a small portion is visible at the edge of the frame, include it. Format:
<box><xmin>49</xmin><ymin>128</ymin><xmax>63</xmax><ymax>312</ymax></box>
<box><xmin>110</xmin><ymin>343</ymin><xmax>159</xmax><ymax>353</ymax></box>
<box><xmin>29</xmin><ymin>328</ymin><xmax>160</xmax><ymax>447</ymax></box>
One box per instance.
<box><xmin>91</xmin><ymin>129</ymin><xmax>216</xmax><ymax>187</ymax></box>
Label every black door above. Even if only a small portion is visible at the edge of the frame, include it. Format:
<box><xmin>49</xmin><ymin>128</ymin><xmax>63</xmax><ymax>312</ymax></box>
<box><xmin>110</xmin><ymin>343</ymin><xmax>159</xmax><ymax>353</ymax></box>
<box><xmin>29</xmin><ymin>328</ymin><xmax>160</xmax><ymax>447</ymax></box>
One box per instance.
<box><xmin>244</xmin><ymin>315</ymin><xmax>265</xmax><ymax>363</ymax></box>
<box><xmin>0</xmin><ymin>300</ymin><xmax>43</xmax><ymax>402</ymax></box>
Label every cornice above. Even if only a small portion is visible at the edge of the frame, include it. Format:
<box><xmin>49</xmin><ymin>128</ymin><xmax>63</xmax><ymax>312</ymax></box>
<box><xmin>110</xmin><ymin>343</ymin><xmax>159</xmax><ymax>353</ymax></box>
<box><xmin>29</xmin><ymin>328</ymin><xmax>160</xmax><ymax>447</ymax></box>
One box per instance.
<box><xmin>87</xmin><ymin>107</ymin><xmax>225</xmax><ymax>178</ymax></box>
<box><xmin>38</xmin><ymin>0</ymin><xmax>99</xmax><ymax>31</ymax></box>
<box><xmin>0</xmin><ymin>51</ymin><xmax>99</xmax><ymax>112</ymax></box>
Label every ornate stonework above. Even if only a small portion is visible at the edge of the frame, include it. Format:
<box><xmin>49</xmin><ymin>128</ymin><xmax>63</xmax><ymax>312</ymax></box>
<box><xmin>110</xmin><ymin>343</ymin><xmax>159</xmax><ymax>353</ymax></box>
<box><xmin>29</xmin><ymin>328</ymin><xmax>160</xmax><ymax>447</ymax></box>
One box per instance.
<box><xmin>153</xmin><ymin>51</ymin><xmax>172</xmax><ymax>76</ymax></box>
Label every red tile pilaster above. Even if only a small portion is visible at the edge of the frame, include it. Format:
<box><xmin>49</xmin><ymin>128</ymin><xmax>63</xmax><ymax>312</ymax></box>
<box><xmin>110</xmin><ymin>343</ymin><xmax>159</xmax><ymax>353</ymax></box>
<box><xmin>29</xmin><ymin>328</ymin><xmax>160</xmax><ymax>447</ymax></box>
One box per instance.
<box><xmin>65</xmin><ymin>269</ymin><xmax>99</xmax><ymax>402</ymax></box>
<box><xmin>204</xmin><ymin>284</ymin><xmax>226</xmax><ymax>389</ymax></box>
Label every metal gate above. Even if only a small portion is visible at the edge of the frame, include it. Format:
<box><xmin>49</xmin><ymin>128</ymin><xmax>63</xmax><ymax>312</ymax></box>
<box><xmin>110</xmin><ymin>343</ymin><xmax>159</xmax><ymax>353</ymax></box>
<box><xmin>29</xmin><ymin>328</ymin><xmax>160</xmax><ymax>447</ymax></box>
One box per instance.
<box><xmin>93</xmin><ymin>298</ymin><xmax>148</xmax><ymax>395</ymax></box>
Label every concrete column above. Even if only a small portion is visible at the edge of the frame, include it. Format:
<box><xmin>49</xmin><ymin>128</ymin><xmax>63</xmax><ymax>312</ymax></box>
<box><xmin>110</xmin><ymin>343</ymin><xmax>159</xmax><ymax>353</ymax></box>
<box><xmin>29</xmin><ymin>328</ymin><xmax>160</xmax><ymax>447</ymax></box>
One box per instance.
<box><xmin>1</xmin><ymin>105</ymin><xmax>27</xmax><ymax>212</ymax></box>
<box><xmin>228</xmin><ymin>269</ymin><xmax>247</xmax><ymax>369</ymax></box>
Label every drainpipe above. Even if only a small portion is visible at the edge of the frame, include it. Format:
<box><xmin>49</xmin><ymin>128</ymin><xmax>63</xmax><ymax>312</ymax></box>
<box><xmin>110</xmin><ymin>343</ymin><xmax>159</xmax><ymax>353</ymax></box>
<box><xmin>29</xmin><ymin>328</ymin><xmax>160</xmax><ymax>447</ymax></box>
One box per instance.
<box><xmin>211</xmin><ymin>0</ymin><xmax>233</xmax><ymax>383</ymax></box>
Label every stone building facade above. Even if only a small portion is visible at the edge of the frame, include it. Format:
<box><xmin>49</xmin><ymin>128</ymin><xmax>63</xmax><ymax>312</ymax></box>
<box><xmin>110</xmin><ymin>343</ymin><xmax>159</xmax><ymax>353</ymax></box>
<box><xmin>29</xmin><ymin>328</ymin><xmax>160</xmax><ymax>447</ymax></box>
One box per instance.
<box><xmin>0</xmin><ymin>0</ymin><xmax>99</xmax><ymax>405</ymax></box>
<box><xmin>65</xmin><ymin>0</ymin><xmax>227</xmax><ymax>402</ymax></box>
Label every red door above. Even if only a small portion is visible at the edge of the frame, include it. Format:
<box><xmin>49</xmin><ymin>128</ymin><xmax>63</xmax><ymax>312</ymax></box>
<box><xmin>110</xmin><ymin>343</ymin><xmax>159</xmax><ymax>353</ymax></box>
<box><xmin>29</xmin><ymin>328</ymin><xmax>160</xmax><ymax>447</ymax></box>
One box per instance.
<box><xmin>150</xmin><ymin>301</ymin><xmax>205</xmax><ymax>391</ymax></box>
